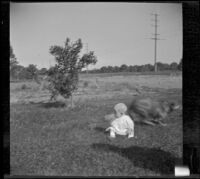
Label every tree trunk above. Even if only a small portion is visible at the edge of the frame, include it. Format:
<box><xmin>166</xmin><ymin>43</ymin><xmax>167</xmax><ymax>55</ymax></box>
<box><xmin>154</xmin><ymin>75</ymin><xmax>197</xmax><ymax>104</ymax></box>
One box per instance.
<box><xmin>70</xmin><ymin>93</ymin><xmax>75</xmax><ymax>108</ymax></box>
<box><xmin>86</xmin><ymin>66</ymin><xmax>88</xmax><ymax>74</ymax></box>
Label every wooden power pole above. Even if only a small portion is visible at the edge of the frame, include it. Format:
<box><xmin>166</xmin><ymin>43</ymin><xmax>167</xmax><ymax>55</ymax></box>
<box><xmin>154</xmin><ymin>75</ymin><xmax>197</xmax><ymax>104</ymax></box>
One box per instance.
<box><xmin>149</xmin><ymin>13</ymin><xmax>164</xmax><ymax>72</ymax></box>
<box><xmin>86</xmin><ymin>43</ymin><xmax>89</xmax><ymax>74</ymax></box>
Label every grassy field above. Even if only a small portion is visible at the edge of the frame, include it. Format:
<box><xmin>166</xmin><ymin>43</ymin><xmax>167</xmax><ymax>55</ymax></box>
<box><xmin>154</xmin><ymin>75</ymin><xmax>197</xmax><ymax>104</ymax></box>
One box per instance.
<box><xmin>10</xmin><ymin>73</ymin><xmax>182</xmax><ymax>176</ymax></box>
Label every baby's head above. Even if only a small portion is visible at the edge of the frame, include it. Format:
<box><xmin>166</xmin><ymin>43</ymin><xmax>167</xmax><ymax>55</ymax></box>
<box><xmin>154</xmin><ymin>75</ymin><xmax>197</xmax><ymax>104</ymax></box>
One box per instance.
<box><xmin>114</xmin><ymin>103</ymin><xmax>127</xmax><ymax>118</ymax></box>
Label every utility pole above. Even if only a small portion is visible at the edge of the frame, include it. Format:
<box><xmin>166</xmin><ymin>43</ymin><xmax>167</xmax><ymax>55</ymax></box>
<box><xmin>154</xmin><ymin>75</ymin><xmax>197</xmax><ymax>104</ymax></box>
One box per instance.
<box><xmin>85</xmin><ymin>43</ymin><xmax>89</xmax><ymax>74</ymax></box>
<box><xmin>149</xmin><ymin>13</ymin><xmax>164</xmax><ymax>72</ymax></box>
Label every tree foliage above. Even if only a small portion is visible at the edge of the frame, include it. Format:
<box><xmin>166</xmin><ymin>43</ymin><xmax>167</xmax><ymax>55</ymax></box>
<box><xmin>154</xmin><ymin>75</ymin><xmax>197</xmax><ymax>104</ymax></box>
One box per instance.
<box><xmin>48</xmin><ymin>38</ymin><xmax>97</xmax><ymax>105</ymax></box>
<box><xmin>10</xmin><ymin>45</ymin><xmax>18</xmax><ymax>67</ymax></box>
<box><xmin>120</xmin><ymin>64</ymin><xmax>128</xmax><ymax>72</ymax></box>
<box><xmin>10</xmin><ymin>45</ymin><xmax>19</xmax><ymax>79</ymax></box>
<box><xmin>26</xmin><ymin>64</ymin><xmax>38</xmax><ymax>80</ymax></box>
<box><xmin>88</xmin><ymin>61</ymin><xmax>180</xmax><ymax>73</ymax></box>
<box><xmin>170</xmin><ymin>62</ymin><xmax>178</xmax><ymax>71</ymax></box>
<box><xmin>10</xmin><ymin>65</ymin><xmax>23</xmax><ymax>80</ymax></box>
<box><xmin>38</xmin><ymin>68</ymin><xmax>48</xmax><ymax>75</ymax></box>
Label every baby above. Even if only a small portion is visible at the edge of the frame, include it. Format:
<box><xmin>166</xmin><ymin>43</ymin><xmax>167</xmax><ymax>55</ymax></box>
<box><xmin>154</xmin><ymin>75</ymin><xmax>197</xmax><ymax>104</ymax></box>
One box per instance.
<box><xmin>105</xmin><ymin>103</ymin><xmax>134</xmax><ymax>139</ymax></box>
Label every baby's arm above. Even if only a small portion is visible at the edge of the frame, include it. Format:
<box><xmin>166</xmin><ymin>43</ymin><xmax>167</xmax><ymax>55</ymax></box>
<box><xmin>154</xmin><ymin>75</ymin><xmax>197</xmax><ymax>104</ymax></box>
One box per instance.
<box><xmin>126</xmin><ymin>117</ymin><xmax>135</xmax><ymax>138</ymax></box>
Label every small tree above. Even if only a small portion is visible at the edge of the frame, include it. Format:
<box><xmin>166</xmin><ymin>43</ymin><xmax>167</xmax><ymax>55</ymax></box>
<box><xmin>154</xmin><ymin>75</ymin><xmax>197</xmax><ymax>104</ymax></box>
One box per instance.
<box><xmin>113</xmin><ymin>66</ymin><xmax>120</xmax><ymax>73</ymax></box>
<box><xmin>81</xmin><ymin>52</ymin><xmax>97</xmax><ymax>74</ymax></box>
<box><xmin>100</xmin><ymin>66</ymin><xmax>107</xmax><ymax>73</ymax></box>
<box><xmin>120</xmin><ymin>64</ymin><xmax>128</xmax><ymax>72</ymax></box>
<box><xmin>10</xmin><ymin>45</ymin><xmax>19</xmax><ymax>80</ymax></box>
<box><xmin>48</xmin><ymin>38</ymin><xmax>97</xmax><ymax>107</ymax></box>
<box><xmin>170</xmin><ymin>62</ymin><xmax>178</xmax><ymax>71</ymax></box>
<box><xmin>26</xmin><ymin>64</ymin><xmax>38</xmax><ymax>80</ymax></box>
<box><xmin>39</xmin><ymin>68</ymin><xmax>48</xmax><ymax>75</ymax></box>
<box><xmin>12</xmin><ymin>65</ymin><xmax>24</xmax><ymax>80</ymax></box>
<box><xmin>10</xmin><ymin>45</ymin><xmax>18</xmax><ymax>67</ymax></box>
<box><xmin>18</xmin><ymin>66</ymin><xmax>29</xmax><ymax>80</ymax></box>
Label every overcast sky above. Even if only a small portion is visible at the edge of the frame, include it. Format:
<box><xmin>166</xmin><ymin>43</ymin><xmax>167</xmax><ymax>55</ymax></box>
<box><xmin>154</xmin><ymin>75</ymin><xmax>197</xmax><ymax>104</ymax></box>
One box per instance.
<box><xmin>10</xmin><ymin>2</ymin><xmax>182</xmax><ymax>70</ymax></box>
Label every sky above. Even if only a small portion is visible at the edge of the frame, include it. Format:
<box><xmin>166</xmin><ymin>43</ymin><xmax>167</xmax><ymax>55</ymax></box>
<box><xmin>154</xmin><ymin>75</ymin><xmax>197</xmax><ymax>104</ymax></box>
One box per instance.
<box><xmin>10</xmin><ymin>2</ymin><xmax>182</xmax><ymax>70</ymax></box>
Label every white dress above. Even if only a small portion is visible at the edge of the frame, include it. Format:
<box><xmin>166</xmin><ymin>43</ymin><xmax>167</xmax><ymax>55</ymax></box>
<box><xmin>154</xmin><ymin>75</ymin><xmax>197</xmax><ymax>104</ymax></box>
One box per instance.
<box><xmin>106</xmin><ymin>114</ymin><xmax>134</xmax><ymax>138</ymax></box>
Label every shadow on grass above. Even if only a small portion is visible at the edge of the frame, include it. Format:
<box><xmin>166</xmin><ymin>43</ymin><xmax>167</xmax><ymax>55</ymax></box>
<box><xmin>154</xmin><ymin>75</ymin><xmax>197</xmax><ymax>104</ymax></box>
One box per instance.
<box><xmin>30</xmin><ymin>101</ymin><xmax>66</xmax><ymax>108</ymax></box>
<box><xmin>42</xmin><ymin>101</ymin><xmax>66</xmax><ymax>108</ymax></box>
<box><xmin>94</xmin><ymin>126</ymin><xmax>107</xmax><ymax>134</ymax></box>
<box><xmin>91</xmin><ymin>143</ymin><xmax>181</xmax><ymax>175</ymax></box>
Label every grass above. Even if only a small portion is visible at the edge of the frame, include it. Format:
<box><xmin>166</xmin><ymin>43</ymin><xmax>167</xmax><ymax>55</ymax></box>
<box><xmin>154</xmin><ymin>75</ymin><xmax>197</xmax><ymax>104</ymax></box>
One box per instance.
<box><xmin>80</xmin><ymin>71</ymin><xmax>182</xmax><ymax>78</ymax></box>
<box><xmin>10</xmin><ymin>74</ymin><xmax>182</xmax><ymax>176</ymax></box>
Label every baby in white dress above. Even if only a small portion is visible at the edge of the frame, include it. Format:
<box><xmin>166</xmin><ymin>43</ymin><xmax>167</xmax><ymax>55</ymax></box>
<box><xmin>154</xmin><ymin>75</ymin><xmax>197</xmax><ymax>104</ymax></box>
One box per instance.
<box><xmin>105</xmin><ymin>103</ymin><xmax>134</xmax><ymax>138</ymax></box>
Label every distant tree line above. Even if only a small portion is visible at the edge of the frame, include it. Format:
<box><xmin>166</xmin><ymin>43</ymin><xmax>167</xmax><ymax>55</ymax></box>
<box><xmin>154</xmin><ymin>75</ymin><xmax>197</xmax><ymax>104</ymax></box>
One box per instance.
<box><xmin>10</xmin><ymin>44</ymin><xmax>182</xmax><ymax>81</ymax></box>
<box><xmin>10</xmin><ymin>45</ymin><xmax>47</xmax><ymax>81</ymax></box>
<box><xmin>83</xmin><ymin>60</ymin><xmax>182</xmax><ymax>73</ymax></box>
<box><xmin>10</xmin><ymin>63</ymin><xmax>48</xmax><ymax>81</ymax></box>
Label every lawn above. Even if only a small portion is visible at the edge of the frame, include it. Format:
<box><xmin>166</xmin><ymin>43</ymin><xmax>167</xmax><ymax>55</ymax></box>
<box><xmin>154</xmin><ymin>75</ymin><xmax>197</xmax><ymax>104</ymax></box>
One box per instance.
<box><xmin>10</xmin><ymin>73</ymin><xmax>182</xmax><ymax>176</ymax></box>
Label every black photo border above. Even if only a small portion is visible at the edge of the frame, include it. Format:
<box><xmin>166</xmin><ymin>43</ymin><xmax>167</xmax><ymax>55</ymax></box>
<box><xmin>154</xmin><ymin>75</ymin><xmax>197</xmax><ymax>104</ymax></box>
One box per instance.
<box><xmin>1</xmin><ymin>1</ymin><xmax>200</xmax><ymax>178</ymax></box>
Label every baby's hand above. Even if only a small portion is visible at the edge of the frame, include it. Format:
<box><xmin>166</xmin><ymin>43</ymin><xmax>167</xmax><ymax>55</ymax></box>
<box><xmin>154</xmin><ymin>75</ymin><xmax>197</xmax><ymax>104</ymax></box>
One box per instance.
<box><xmin>128</xmin><ymin>135</ymin><xmax>137</xmax><ymax>139</ymax></box>
<box><xmin>128</xmin><ymin>134</ymin><xmax>134</xmax><ymax>138</ymax></box>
